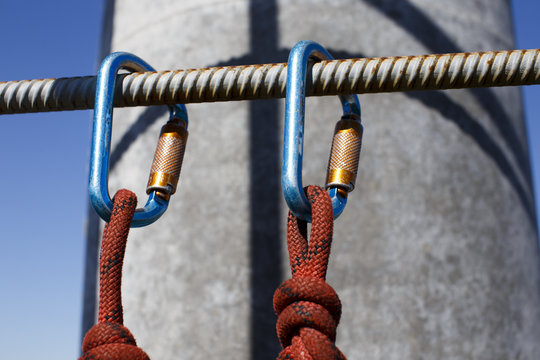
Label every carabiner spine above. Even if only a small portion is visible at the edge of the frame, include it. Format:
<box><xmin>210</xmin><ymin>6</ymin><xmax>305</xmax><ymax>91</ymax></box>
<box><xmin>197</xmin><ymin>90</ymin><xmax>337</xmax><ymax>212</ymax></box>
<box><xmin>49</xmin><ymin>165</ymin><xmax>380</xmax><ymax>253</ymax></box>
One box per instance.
<box><xmin>89</xmin><ymin>52</ymin><xmax>189</xmax><ymax>227</ymax></box>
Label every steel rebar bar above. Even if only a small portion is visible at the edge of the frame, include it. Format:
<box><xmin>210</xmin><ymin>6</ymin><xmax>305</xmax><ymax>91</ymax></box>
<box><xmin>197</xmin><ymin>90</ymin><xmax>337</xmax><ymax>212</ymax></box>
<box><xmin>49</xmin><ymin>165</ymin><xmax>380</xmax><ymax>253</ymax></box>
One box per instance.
<box><xmin>1</xmin><ymin>49</ymin><xmax>538</xmax><ymax>115</ymax></box>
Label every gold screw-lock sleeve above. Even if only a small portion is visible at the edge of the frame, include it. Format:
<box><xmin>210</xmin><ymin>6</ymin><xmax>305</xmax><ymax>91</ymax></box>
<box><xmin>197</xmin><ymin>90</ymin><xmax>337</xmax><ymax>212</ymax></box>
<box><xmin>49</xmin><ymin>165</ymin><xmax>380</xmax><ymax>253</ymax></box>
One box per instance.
<box><xmin>325</xmin><ymin>113</ymin><xmax>363</xmax><ymax>193</ymax></box>
<box><xmin>146</xmin><ymin>121</ymin><xmax>188</xmax><ymax>200</ymax></box>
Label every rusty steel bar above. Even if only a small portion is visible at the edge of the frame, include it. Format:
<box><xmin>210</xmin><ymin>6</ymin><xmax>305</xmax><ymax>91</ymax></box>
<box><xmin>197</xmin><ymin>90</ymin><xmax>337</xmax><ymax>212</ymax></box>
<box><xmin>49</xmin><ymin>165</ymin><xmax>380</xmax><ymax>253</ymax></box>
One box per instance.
<box><xmin>1</xmin><ymin>49</ymin><xmax>539</xmax><ymax>115</ymax></box>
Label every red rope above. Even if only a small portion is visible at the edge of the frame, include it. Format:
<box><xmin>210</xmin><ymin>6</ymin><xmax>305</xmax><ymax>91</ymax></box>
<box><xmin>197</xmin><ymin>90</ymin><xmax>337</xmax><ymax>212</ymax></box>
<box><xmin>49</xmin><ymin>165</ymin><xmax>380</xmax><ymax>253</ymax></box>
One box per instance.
<box><xmin>79</xmin><ymin>186</ymin><xmax>344</xmax><ymax>359</ymax></box>
<box><xmin>79</xmin><ymin>189</ymin><xmax>150</xmax><ymax>360</ymax></box>
<box><xmin>274</xmin><ymin>185</ymin><xmax>346</xmax><ymax>360</ymax></box>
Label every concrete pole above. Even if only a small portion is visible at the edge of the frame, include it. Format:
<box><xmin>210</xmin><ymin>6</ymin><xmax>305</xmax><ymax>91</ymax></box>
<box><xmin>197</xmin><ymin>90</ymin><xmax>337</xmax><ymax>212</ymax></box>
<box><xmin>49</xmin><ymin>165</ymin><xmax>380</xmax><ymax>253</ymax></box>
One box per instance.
<box><xmin>83</xmin><ymin>0</ymin><xmax>540</xmax><ymax>359</ymax></box>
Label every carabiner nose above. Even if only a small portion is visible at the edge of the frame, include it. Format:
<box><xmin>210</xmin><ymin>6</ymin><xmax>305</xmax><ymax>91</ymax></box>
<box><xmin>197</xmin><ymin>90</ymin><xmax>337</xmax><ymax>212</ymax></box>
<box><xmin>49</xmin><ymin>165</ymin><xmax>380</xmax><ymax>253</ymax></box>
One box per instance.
<box><xmin>282</xmin><ymin>40</ymin><xmax>362</xmax><ymax>222</ymax></box>
<box><xmin>88</xmin><ymin>52</ymin><xmax>189</xmax><ymax>227</ymax></box>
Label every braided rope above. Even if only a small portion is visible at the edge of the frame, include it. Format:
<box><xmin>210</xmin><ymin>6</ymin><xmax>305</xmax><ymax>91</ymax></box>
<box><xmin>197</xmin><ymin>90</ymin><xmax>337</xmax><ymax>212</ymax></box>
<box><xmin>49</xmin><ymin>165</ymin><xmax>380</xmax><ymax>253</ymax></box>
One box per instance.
<box><xmin>1</xmin><ymin>49</ymin><xmax>538</xmax><ymax>114</ymax></box>
<box><xmin>274</xmin><ymin>186</ymin><xmax>346</xmax><ymax>360</ymax></box>
<box><xmin>80</xmin><ymin>189</ymin><xmax>150</xmax><ymax>360</ymax></box>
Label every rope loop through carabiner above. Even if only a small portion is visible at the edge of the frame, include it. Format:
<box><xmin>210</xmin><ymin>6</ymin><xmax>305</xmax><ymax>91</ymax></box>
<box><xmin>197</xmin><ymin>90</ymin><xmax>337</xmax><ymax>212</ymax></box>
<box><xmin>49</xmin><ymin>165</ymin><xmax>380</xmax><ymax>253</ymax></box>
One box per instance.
<box><xmin>88</xmin><ymin>52</ymin><xmax>189</xmax><ymax>227</ymax></box>
<box><xmin>282</xmin><ymin>40</ymin><xmax>363</xmax><ymax>222</ymax></box>
<box><xmin>80</xmin><ymin>190</ymin><xmax>150</xmax><ymax>360</ymax></box>
<box><xmin>274</xmin><ymin>185</ymin><xmax>347</xmax><ymax>359</ymax></box>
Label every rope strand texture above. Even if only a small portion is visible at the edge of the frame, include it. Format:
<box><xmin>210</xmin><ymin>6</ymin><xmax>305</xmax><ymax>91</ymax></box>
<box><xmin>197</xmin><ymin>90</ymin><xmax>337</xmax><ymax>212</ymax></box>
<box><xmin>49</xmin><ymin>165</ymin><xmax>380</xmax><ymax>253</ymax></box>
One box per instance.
<box><xmin>80</xmin><ymin>189</ymin><xmax>150</xmax><ymax>360</ymax></box>
<box><xmin>274</xmin><ymin>185</ymin><xmax>346</xmax><ymax>360</ymax></box>
<box><xmin>1</xmin><ymin>49</ymin><xmax>538</xmax><ymax>114</ymax></box>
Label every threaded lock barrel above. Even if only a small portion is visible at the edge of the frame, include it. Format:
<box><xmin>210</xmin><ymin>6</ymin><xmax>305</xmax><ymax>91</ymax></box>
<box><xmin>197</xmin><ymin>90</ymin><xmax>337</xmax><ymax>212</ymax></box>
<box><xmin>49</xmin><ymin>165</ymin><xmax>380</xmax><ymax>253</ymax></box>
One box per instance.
<box><xmin>146</xmin><ymin>121</ymin><xmax>188</xmax><ymax>200</ymax></box>
<box><xmin>325</xmin><ymin>114</ymin><xmax>363</xmax><ymax>193</ymax></box>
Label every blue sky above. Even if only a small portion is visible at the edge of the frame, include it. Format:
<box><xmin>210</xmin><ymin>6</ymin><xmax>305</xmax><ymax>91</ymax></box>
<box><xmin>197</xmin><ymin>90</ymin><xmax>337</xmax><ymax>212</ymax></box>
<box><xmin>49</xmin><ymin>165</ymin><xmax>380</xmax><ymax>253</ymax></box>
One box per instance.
<box><xmin>0</xmin><ymin>1</ymin><xmax>538</xmax><ymax>359</ymax></box>
<box><xmin>0</xmin><ymin>1</ymin><xmax>103</xmax><ymax>358</ymax></box>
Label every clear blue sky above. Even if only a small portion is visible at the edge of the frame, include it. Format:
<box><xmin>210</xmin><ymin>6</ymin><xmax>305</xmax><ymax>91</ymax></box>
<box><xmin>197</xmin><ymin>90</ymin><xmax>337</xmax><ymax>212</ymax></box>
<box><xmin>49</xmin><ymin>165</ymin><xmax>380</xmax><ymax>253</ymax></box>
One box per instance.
<box><xmin>0</xmin><ymin>1</ymin><xmax>538</xmax><ymax>359</ymax></box>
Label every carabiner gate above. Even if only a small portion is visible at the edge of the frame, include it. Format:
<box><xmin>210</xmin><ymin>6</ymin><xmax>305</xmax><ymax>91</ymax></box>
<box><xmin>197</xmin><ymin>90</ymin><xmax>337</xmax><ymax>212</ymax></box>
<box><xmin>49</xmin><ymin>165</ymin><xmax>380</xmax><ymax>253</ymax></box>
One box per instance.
<box><xmin>282</xmin><ymin>40</ymin><xmax>363</xmax><ymax>222</ymax></box>
<box><xmin>89</xmin><ymin>52</ymin><xmax>189</xmax><ymax>227</ymax></box>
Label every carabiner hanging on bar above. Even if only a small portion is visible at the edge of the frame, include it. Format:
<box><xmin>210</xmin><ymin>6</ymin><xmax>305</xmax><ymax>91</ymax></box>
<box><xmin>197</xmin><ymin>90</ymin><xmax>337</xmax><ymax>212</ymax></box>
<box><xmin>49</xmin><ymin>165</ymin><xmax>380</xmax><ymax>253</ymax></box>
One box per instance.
<box><xmin>282</xmin><ymin>40</ymin><xmax>363</xmax><ymax>222</ymax></box>
<box><xmin>89</xmin><ymin>52</ymin><xmax>189</xmax><ymax>227</ymax></box>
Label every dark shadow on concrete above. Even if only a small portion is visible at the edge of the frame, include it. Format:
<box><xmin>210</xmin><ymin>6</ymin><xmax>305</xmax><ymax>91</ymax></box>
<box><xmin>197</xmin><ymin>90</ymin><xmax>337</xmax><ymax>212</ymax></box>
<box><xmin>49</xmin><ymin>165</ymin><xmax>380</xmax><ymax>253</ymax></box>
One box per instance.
<box><xmin>363</xmin><ymin>0</ymin><xmax>533</xmax><ymax>192</ymax></box>
<box><xmin>407</xmin><ymin>90</ymin><xmax>536</xmax><ymax>225</ymax></box>
<box><xmin>248</xmin><ymin>1</ymin><xmax>283</xmax><ymax>359</ymax></box>
<box><xmin>246</xmin><ymin>97</ymin><xmax>282</xmax><ymax>359</ymax></box>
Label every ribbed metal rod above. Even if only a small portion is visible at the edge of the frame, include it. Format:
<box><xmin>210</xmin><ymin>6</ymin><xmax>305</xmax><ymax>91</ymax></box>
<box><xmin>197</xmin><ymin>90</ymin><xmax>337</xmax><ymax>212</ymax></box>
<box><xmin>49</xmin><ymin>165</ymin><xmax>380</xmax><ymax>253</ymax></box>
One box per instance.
<box><xmin>1</xmin><ymin>49</ymin><xmax>539</xmax><ymax>115</ymax></box>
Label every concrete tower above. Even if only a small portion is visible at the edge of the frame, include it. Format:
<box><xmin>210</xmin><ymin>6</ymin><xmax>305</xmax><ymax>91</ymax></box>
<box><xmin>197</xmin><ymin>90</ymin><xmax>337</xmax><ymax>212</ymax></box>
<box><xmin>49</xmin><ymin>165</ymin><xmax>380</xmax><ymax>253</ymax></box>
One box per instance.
<box><xmin>83</xmin><ymin>1</ymin><xmax>540</xmax><ymax>359</ymax></box>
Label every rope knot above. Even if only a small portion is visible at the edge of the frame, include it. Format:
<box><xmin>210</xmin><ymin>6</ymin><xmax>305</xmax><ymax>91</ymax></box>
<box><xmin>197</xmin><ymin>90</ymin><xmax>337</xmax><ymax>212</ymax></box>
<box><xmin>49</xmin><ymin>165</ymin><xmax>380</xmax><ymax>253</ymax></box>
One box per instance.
<box><xmin>80</xmin><ymin>322</ymin><xmax>150</xmax><ymax>360</ymax></box>
<box><xmin>274</xmin><ymin>276</ymin><xmax>341</xmax><ymax>346</ymax></box>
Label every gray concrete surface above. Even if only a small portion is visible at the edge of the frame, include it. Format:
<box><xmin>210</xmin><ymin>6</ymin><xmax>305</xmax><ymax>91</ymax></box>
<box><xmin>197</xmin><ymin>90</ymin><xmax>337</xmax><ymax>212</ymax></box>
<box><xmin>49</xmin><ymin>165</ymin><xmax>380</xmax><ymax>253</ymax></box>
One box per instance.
<box><xmin>83</xmin><ymin>0</ymin><xmax>540</xmax><ymax>359</ymax></box>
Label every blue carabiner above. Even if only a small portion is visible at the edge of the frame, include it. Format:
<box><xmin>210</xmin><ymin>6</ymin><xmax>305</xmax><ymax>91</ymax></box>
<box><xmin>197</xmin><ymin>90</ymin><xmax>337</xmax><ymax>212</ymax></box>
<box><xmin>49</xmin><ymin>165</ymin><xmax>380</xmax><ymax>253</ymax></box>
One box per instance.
<box><xmin>88</xmin><ymin>52</ymin><xmax>189</xmax><ymax>227</ymax></box>
<box><xmin>282</xmin><ymin>40</ymin><xmax>362</xmax><ymax>222</ymax></box>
